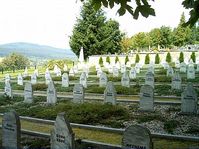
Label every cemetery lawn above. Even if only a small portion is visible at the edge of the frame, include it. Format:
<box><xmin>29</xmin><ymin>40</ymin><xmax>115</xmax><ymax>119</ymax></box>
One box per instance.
<box><xmin>0</xmin><ymin>117</ymin><xmax>198</xmax><ymax>149</ymax></box>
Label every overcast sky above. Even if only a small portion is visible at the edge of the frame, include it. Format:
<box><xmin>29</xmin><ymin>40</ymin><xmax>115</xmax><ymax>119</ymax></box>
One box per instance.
<box><xmin>0</xmin><ymin>0</ymin><xmax>189</xmax><ymax>49</ymax></box>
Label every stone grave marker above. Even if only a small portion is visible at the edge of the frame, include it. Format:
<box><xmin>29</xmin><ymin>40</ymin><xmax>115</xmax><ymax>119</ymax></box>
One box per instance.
<box><xmin>148</xmin><ymin>65</ymin><xmax>154</xmax><ymax>74</ymax></box>
<box><xmin>45</xmin><ymin>74</ymin><xmax>52</xmax><ymax>85</ymax></box>
<box><xmin>4</xmin><ymin>81</ymin><xmax>13</xmax><ymax>98</ymax></box>
<box><xmin>63</xmin><ymin>64</ymin><xmax>68</xmax><ymax>71</ymax></box>
<box><xmin>69</xmin><ymin>68</ymin><xmax>75</xmax><ymax>76</ymax></box>
<box><xmin>122</xmin><ymin>125</ymin><xmax>152</xmax><ymax>149</ymax></box>
<box><xmin>129</xmin><ymin>68</ymin><xmax>136</xmax><ymax>79</ymax></box>
<box><xmin>139</xmin><ymin>84</ymin><xmax>154</xmax><ymax>111</ymax></box>
<box><xmin>73</xmin><ymin>65</ymin><xmax>78</xmax><ymax>74</ymax></box>
<box><xmin>104</xmin><ymin>81</ymin><xmax>117</xmax><ymax>105</ymax></box>
<box><xmin>121</xmin><ymin>72</ymin><xmax>130</xmax><ymax>88</ymax></box>
<box><xmin>23</xmin><ymin>67</ymin><xmax>28</xmax><ymax>77</ymax></box>
<box><xmin>56</xmin><ymin>68</ymin><xmax>62</xmax><ymax>77</ymax></box>
<box><xmin>5</xmin><ymin>74</ymin><xmax>10</xmax><ymax>83</ymax></box>
<box><xmin>145</xmin><ymin>72</ymin><xmax>154</xmax><ymax>88</ymax></box>
<box><xmin>54</xmin><ymin>65</ymin><xmax>59</xmax><ymax>74</ymax></box>
<box><xmin>99</xmin><ymin>72</ymin><xmax>107</xmax><ymax>87</ymax></box>
<box><xmin>171</xmin><ymin>72</ymin><xmax>181</xmax><ymax>90</ymax></box>
<box><xmin>167</xmin><ymin>66</ymin><xmax>174</xmax><ymax>77</ymax></box>
<box><xmin>175</xmin><ymin>60</ymin><xmax>180</xmax><ymax>68</ymax></box>
<box><xmin>181</xmin><ymin>83</ymin><xmax>198</xmax><ymax>114</ymax></box>
<box><xmin>73</xmin><ymin>84</ymin><xmax>84</xmax><ymax>103</ymax></box>
<box><xmin>24</xmin><ymin>82</ymin><xmax>33</xmax><ymax>103</ymax></box>
<box><xmin>2</xmin><ymin>111</ymin><xmax>21</xmax><ymax>149</ymax></box>
<box><xmin>17</xmin><ymin>74</ymin><xmax>23</xmax><ymax>86</ymax></box>
<box><xmin>115</xmin><ymin>62</ymin><xmax>120</xmax><ymax>69</ymax></box>
<box><xmin>187</xmin><ymin>65</ymin><xmax>195</xmax><ymax>79</ymax></box>
<box><xmin>79</xmin><ymin>72</ymin><xmax>87</xmax><ymax>88</ymax></box>
<box><xmin>62</xmin><ymin>73</ymin><xmax>69</xmax><ymax>87</ymax></box>
<box><xmin>180</xmin><ymin>62</ymin><xmax>187</xmax><ymax>73</ymax></box>
<box><xmin>47</xmin><ymin>81</ymin><xmax>57</xmax><ymax>104</ymax></box>
<box><xmin>108</xmin><ymin>65</ymin><xmax>113</xmax><ymax>73</ymax></box>
<box><xmin>51</xmin><ymin>113</ymin><xmax>75</xmax><ymax>149</ymax></box>
<box><xmin>113</xmin><ymin>66</ymin><xmax>119</xmax><ymax>77</ymax></box>
<box><xmin>196</xmin><ymin>64</ymin><xmax>199</xmax><ymax>72</ymax></box>
<box><xmin>97</xmin><ymin>69</ymin><xmax>103</xmax><ymax>78</ymax></box>
<box><xmin>34</xmin><ymin>69</ymin><xmax>39</xmax><ymax>76</ymax></box>
<box><xmin>121</xmin><ymin>64</ymin><xmax>126</xmax><ymax>73</ymax></box>
<box><xmin>31</xmin><ymin>73</ymin><xmax>37</xmax><ymax>84</ymax></box>
<box><xmin>135</xmin><ymin>63</ymin><xmax>140</xmax><ymax>73</ymax></box>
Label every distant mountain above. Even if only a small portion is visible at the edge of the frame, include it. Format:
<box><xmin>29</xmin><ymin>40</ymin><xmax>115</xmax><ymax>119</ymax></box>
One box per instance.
<box><xmin>0</xmin><ymin>42</ymin><xmax>77</xmax><ymax>60</ymax></box>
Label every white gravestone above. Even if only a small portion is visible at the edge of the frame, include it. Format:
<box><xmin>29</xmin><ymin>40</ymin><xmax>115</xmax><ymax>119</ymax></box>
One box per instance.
<box><xmin>139</xmin><ymin>85</ymin><xmax>154</xmax><ymax>111</ymax></box>
<box><xmin>122</xmin><ymin>125</ymin><xmax>152</xmax><ymax>149</ymax></box>
<box><xmin>196</xmin><ymin>64</ymin><xmax>199</xmax><ymax>72</ymax></box>
<box><xmin>175</xmin><ymin>60</ymin><xmax>180</xmax><ymax>68</ymax></box>
<box><xmin>17</xmin><ymin>74</ymin><xmax>23</xmax><ymax>86</ymax></box>
<box><xmin>31</xmin><ymin>74</ymin><xmax>37</xmax><ymax>84</ymax></box>
<box><xmin>167</xmin><ymin>67</ymin><xmax>174</xmax><ymax>77</ymax></box>
<box><xmin>180</xmin><ymin>62</ymin><xmax>187</xmax><ymax>73</ymax></box>
<box><xmin>4</xmin><ymin>81</ymin><xmax>13</xmax><ymax>98</ymax></box>
<box><xmin>56</xmin><ymin>68</ymin><xmax>62</xmax><ymax>77</ymax></box>
<box><xmin>63</xmin><ymin>64</ymin><xmax>68</xmax><ymax>71</ymax></box>
<box><xmin>23</xmin><ymin>67</ymin><xmax>28</xmax><ymax>77</ymax></box>
<box><xmin>69</xmin><ymin>68</ymin><xmax>75</xmax><ymax>77</ymax></box>
<box><xmin>148</xmin><ymin>65</ymin><xmax>154</xmax><ymax>74</ymax></box>
<box><xmin>73</xmin><ymin>84</ymin><xmax>84</xmax><ymax>103</ymax></box>
<box><xmin>5</xmin><ymin>74</ymin><xmax>10</xmax><ymax>83</ymax></box>
<box><xmin>47</xmin><ymin>81</ymin><xmax>57</xmax><ymax>104</ymax></box>
<box><xmin>34</xmin><ymin>69</ymin><xmax>39</xmax><ymax>77</ymax></box>
<box><xmin>104</xmin><ymin>81</ymin><xmax>117</xmax><ymax>105</ymax></box>
<box><xmin>187</xmin><ymin>65</ymin><xmax>195</xmax><ymax>79</ymax></box>
<box><xmin>171</xmin><ymin>73</ymin><xmax>182</xmax><ymax>90</ymax></box>
<box><xmin>24</xmin><ymin>82</ymin><xmax>33</xmax><ymax>103</ymax></box>
<box><xmin>51</xmin><ymin>113</ymin><xmax>75</xmax><ymax>149</ymax></box>
<box><xmin>79</xmin><ymin>72</ymin><xmax>87</xmax><ymax>88</ymax></box>
<box><xmin>97</xmin><ymin>69</ymin><xmax>103</xmax><ymax>78</ymax></box>
<box><xmin>99</xmin><ymin>72</ymin><xmax>108</xmax><ymax>87</ymax></box>
<box><xmin>145</xmin><ymin>72</ymin><xmax>154</xmax><ymax>88</ymax></box>
<box><xmin>121</xmin><ymin>72</ymin><xmax>130</xmax><ymax>88</ymax></box>
<box><xmin>62</xmin><ymin>73</ymin><xmax>69</xmax><ymax>87</ymax></box>
<box><xmin>2</xmin><ymin>111</ymin><xmax>21</xmax><ymax>149</ymax></box>
<box><xmin>181</xmin><ymin>83</ymin><xmax>198</xmax><ymax>114</ymax></box>
<box><xmin>113</xmin><ymin>66</ymin><xmax>119</xmax><ymax>77</ymax></box>
<box><xmin>129</xmin><ymin>68</ymin><xmax>136</xmax><ymax>79</ymax></box>
<box><xmin>121</xmin><ymin>64</ymin><xmax>126</xmax><ymax>73</ymax></box>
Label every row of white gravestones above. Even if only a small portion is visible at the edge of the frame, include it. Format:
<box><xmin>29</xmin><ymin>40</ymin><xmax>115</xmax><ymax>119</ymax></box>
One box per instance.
<box><xmin>2</xmin><ymin>110</ymin><xmax>153</xmax><ymax>149</ymax></box>
<box><xmin>121</xmin><ymin>72</ymin><xmax>130</xmax><ymax>88</ymax></box>
<box><xmin>171</xmin><ymin>73</ymin><xmax>182</xmax><ymax>90</ymax></box>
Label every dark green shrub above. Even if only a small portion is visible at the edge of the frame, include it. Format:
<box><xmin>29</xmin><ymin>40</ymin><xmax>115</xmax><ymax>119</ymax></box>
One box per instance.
<box><xmin>190</xmin><ymin>52</ymin><xmax>196</xmax><ymax>63</ymax></box>
<box><xmin>166</xmin><ymin>52</ymin><xmax>172</xmax><ymax>63</ymax></box>
<box><xmin>164</xmin><ymin>120</ymin><xmax>179</xmax><ymax>133</ymax></box>
<box><xmin>186</xmin><ymin>125</ymin><xmax>199</xmax><ymax>134</ymax></box>
<box><xmin>137</xmin><ymin>114</ymin><xmax>165</xmax><ymax>123</ymax></box>
<box><xmin>125</xmin><ymin>55</ymin><xmax>129</xmax><ymax>64</ymax></box>
<box><xmin>155</xmin><ymin>53</ymin><xmax>160</xmax><ymax>64</ymax></box>
<box><xmin>23</xmin><ymin>76</ymin><xmax>31</xmax><ymax>80</ymax></box>
<box><xmin>52</xmin><ymin>76</ymin><xmax>62</xmax><ymax>81</ymax></box>
<box><xmin>106</xmin><ymin>56</ymin><xmax>110</xmax><ymax>64</ymax></box>
<box><xmin>99</xmin><ymin>57</ymin><xmax>103</xmax><ymax>66</ymax></box>
<box><xmin>32</xmin><ymin>83</ymin><xmax>47</xmax><ymax>91</ymax></box>
<box><xmin>135</xmin><ymin>53</ymin><xmax>140</xmax><ymax>63</ymax></box>
<box><xmin>115</xmin><ymin>56</ymin><xmax>119</xmax><ymax>63</ymax></box>
<box><xmin>145</xmin><ymin>54</ymin><xmax>150</xmax><ymax>64</ymax></box>
<box><xmin>179</xmin><ymin>51</ymin><xmax>184</xmax><ymax>63</ymax></box>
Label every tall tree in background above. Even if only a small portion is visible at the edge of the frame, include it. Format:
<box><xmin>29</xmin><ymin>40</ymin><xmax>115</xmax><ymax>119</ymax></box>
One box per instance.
<box><xmin>70</xmin><ymin>1</ymin><xmax>123</xmax><ymax>59</ymax></box>
<box><xmin>121</xmin><ymin>36</ymin><xmax>132</xmax><ymax>53</ymax></box>
<box><xmin>173</xmin><ymin>13</ymin><xmax>192</xmax><ymax>47</ymax></box>
<box><xmin>159</xmin><ymin>26</ymin><xmax>173</xmax><ymax>48</ymax></box>
<box><xmin>131</xmin><ymin>32</ymin><xmax>150</xmax><ymax>51</ymax></box>
<box><xmin>149</xmin><ymin>28</ymin><xmax>162</xmax><ymax>48</ymax></box>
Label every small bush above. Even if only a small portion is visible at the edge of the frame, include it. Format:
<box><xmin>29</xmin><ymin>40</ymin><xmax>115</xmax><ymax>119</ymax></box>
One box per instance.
<box><xmin>166</xmin><ymin>52</ymin><xmax>172</xmax><ymax>63</ymax></box>
<box><xmin>106</xmin><ymin>56</ymin><xmax>110</xmax><ymax>64</ymax></box>
<box><xmin>32</xmin><ymin>83</ymin><xmax>47</xmax><ymax>91</ymax></box>
<box><xmin>164</xmin><ymin>120</ymin><xmax>179</xmax><ymax>133</ymax></box>
<box><xmin>125</xmin><ymin>55</ymin><xmax>129</xmax><ymax>64</ymax></box>
<box><xmin>99</xmin><ymin>57</ymin><xmax>103</xmax><ymax>66</ymax></box>
<box><xmin>52</xmin><ymin>76</ymin><xmax>61</xmax><ymax>81</ymax></box>
<box><xmin>179</xmin><ymin>51</ymin><xmax>184</xmax><ymax>63</ymax></box>
<box><xmin>115</xmin><ymin>56</ymin><xmax>119</xmax><ymax>63</ymax></box>
<box><xmin>23</xmin><ymin>76</ymin><xmax>31</xmax><ymax>80</ymax></box>
<box><xmin>155</xmin><ymin>53</ymin><xmax>160</xmax><ymax>64</ymax></box>
<box><xmin>145</xmin><ymin>54</ymin><xmax>150</xmax><ymax>64</ymax></box>
<box><xmin>137</xmin><ymin>114</ymin><xmax>165</xmax><ymax>123</ymax></box>
<box><xmin>190</xmin><ymin>52</ymin><xmax>196</xmax><ymax>63</ymax></box>
<box><xmin>135</xmin><ymin>53</ymin><xmax>140</xmax><ymax>63</ymax></box>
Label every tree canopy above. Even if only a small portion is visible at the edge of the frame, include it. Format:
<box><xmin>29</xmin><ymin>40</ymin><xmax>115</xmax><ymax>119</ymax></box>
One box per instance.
<box><xmin>70</xmin><ymin>1</ymin><xmax>123</xmax><ymax>59</ymax></box>
<box><xmin>80</xmin><ymin>0</ymin><xmax>199</xmax><ymax>27</ymax></box>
